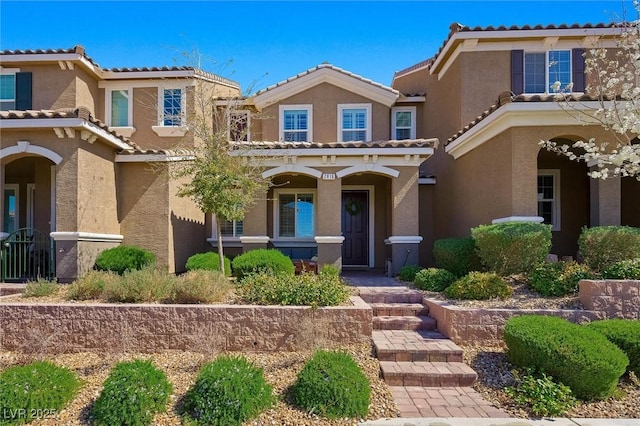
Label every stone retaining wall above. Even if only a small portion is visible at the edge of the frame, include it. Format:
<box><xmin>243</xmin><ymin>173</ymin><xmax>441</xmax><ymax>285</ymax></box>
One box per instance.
<box><xmin>0</xmin><ymin>296</ymin><xmax>372</xmax><ymax>353</ymax></box>
<box><xmin>424</xmin><ymin>279</ymin><xmax>639</xmax><ymax>345</ymax></box>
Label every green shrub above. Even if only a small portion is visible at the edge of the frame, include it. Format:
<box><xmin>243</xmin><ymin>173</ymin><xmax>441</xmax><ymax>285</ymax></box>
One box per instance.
<box><xmin>95</xmin><ymin>245</ymin><xmax>156</xmax><ymax>275</ymax></box>
<box><xmin>0</xmin><ymin>361</ymin><xmax>80</xmax><ymax>425</ymax></box>
<box><xmin>66</xmin><ymin>270</ymin><xmax>117</xmax><ymax>301</ymax></box>
<box><xmin>22</xmin><ymin>278</ymin><xmax>58</xmax><ymax>298</ymax></box>
<box><xmin>319</xmin><ymin>264</ymin><xmax>340</xmax><ymax>277</ymax></box>
<box><xmin>504</xmin><ymin>315</ymin><xmax>629</xmax><ymax>400</ymax></box>
<box><xmin>413</xmin><ymin>268</ymin><xmax>457</xmax><ymax>292</ymax></box>
<box><xmin>584</xmin><ymin>319</ymin><xmax>640</xmax><ymax>375</ymax></box>
<box><xmin>181</xmin><ymin>356</ymin><xmax>274</xmax><ymax>426</ymax></box>
<box><xmin>169</xmin><ymin>270</ymin><xmax>234</xmax><ymax>304</ymax></box>
<box><xmin>528</xmin><ymin>261</ymin><xmax>597</xmax><ymax>297</ymax></box>
<box><xmin>471</xmin><ymin>222</ymin><xmax>552</xmax><ymax>275</ymax></box>
<box><xmin>505</xmin><ymin>369</ymin><xmax>576</xmax><ymax>417</ymax></box>
<box><xmin>602</xmin><ymin>258</ymin><xmax>640</xmax><ymax>279</ymax></box>
<box><xmin>102</xmin><ymin>268</ymin><xmax>173</xmax><ymax>303</ymax></box>
<box><xmin>443</xmin><ymin>271</ymin><xmax>512</xmax><ymax>300</ymax></box>
<box><xmin>92</xmin><ymin>360</ymin><xmax>172</xmax><ymax>426</ymax></box>
<box><xmin>433</xmin><ymin>237</ymin><xmax>482</xmax><ymax>277</ymax></box>
<box><xmin>185</xmin><ymin>252</ymin><xmax>231</xmax><ymax>276</ymax></box>
<box><xmin>398</xmin><ymin>265</ymin><xmax>422</xmax><ymax>282</ymax></box>
<box><xmin>579</xmin><ymin>226</ymin><xmax>640</xmax><ymax>271</ymax></box>
<box><xmin>231</xmin><ymin>249</ymin><xmax>294</xmax><ymax>280</ymax></box>
<box><xmin>290</xmin><ymin>350</ymin><xmax>370</xmax><ymax>419</ymax></box>
<box><xmin>236</xmin><ymin>271</ymin><xmax>349</xmax><ymax>307</ymax></box>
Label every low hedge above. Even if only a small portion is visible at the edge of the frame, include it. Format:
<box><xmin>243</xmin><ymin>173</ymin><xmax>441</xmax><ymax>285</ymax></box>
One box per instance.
<box><xmin>92</xmin><ymin>360</ymin><xmax>172</xmax><ymax>426</ymax></box>
<box><xmin>290</xmin><ymin>350</ymin><xmax>370</xmax><ymax>419</ymax></box>
<box><xmin>95</xmin><ymin>245</ymin><xmax>156</xmax><ymax>275</ymax></box>
<box><xmin>231</xmin><ymin>249</ymin><xmax>294</xmax><ymax>280</ymax></box>
<box><xmin>471</xmin><ymin>222</ymin><xmax>552</xmax><ymax>275</ymax></box>
<box><xmin>185</xmin><ymin>252</ymin><xmax>231</xmax><ymax>276</ymax></box>
<box><xmin>602</xmin><ymin>258</ymin><xmax>640</xmax><ymax>279</ymax></box>
<box><xmin>528</xmin><ymin>261</ymin><xmax>596</xmax><ymax>297</ymax></box>
<box><xmin>504</xmin><ymin>315</ymin><xmax>629</xmax><ymax>400</ymax></box>
<box><xmin>413</xmin><ymin>268</ymin><xmax>457</xmax><ymax>292</ymax></box>
<box><xmin>578</xmin><ymin>226</ymin><xmax>640</xmax><ymax>271</ymax></box>
<box><xmin>584</xmin><ymin>319</ymin><xmax>640</xmax><ymax>375</ymax></box>
<box><xmin>444</xmin><ymin>271</ymin><xmax>512</xmax><ymax>300</ymax></box>
<box><xmin>433</xmin><ymin>237</ymin><xmax>481</xmax><ymax>277</ymax></box>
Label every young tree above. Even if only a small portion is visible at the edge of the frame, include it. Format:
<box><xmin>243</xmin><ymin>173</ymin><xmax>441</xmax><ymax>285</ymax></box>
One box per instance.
<box><xmin>172</xmin><ymin>65</ymin><xmax>271</xmax><ymax>273</ymax></box>
<box><xmin>541</xmin><ymin>6</ymin><xmax>640</xmax><ymax>181</ymax></box>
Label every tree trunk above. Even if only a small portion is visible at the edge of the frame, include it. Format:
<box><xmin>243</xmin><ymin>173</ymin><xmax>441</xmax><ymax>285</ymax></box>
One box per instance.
<box><xmin>216</xmin><ymin>216</ymin><xmax>226</xmax><ymax>275</ymax></box>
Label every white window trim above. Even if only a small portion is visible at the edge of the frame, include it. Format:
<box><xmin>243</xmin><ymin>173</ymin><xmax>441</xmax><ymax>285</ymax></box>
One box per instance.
<box><xmin>538</xmin><ymin>169</ymin><xmax>561</xmax><ymax>231</ymax></box>
<box><xmin>279</xmin><ymin>104</ymin><xmax>313</xmax><ymax>142</ymax></box>
<box><xmin>105</xmin><ymin>87</ymin><xmax>136</xmax><ymax>136</ymax></box>
<box><xmin>338</xmin><ymin>103</ymin><xmax>372</xmax><ymax>142</ymax></box>
<box><xmin>228</xmin><ymin>109</ymin><xmax>251</xmax><ymax>142</ymax></box>
<box><xmin>523</xmin><ymin>50</ymin><xmax>572</xmax><ymax>95</ymax></box>
<box><xmin>210</xmin><ymin>214</ymin><xmax>242</xmax><ymax>243</ymax></box>
<box><xmin>3</xmin><ymin>184</ymin><xmax>19</xmax><ymax>233</ymax></box>
<box><xmin>0</xmin><ymin>68</ymin><xmax>19</xmax><ymax>109</ymax></box>
<box><xmin>273</xmin><ymin>188</ymin><xmax>317</xmax><ymax>239</ymax></box>
<box><xmin>152</xmin><ymin>85</ymin><xmax>188</xmax><ymax>137</ymax></box>
<box><xmin>391</xmin><ymin>106</ymin><xmax>416</xmax><ymax>140</ymax></box>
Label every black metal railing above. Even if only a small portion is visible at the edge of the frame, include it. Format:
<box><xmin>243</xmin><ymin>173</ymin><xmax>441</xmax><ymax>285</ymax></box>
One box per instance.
<box><xmin>1</xmin><ymin>228</ymin><xmax>55</xmax><ymax>282</ymax></box>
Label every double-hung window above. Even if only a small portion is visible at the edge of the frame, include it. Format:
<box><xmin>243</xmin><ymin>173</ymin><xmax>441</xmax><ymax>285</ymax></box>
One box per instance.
<box><xmin>162</xmin><ymin>88</ymin><xmax>183</xmax><ymax>126</ymax></box>
<box><xmin>537</xmin><ymin>170</ymin><xmax>561</xmax><ymax>231</ymax></box>
<box><xmin>276</xmin><ymin>191</ymin><xmax>315</xmax><ymax>238</ymax></box>
<box><xmin>0</xmin><ymin>74</ymin><xmax>16</xmax><ymax>110</ymax></box>
<box><xmin>391</xmin><ymin>106</ymin><xmax>416</xmax><ymax>140</ymax></box>
<box><xmin>338</xmin><ymin>104</ymin><xmax>371</xmax><ymax>142</ymax></box>
<box><xmin>280</xmin><ymin>105</ymin><xmax>312</xmax><ymax>142</ymax></box>
<box><xmin>524</xmin><ymin>50</ymin><xmax>571</xmax><ymax>94</ymax></box>
<box><xmin>109</xmin><ymin>89</ymin><xmax>130</xmax><ymax>127</ymax></box>
<box><xmin>0</xmin><ymin>71</ymin><xmax>31</xmax><ymax>110</ymax></box>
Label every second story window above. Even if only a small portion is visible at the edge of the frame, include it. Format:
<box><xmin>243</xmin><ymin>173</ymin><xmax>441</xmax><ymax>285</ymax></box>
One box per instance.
<box><xmin>392</xmin><ymin>107</ymin><xmax>416</xmax><ymax>140</ymax></box>
<box><xmin>280</xmin><ymin>105</ymin><xmax>312</xmax><ymax>142</ymax></box>
<box><xmin>525</xmin><ymin>50</ymin><xmax>571</xmax><ymax>94</ymax></box>
<box><xmin>110</xmin><ymin>89</ymin><xmax>130</xmax><ymax>127</ymax></box>
<box><xmin>0</xmin><ymin>71</ymin><xmax>31</xmax><ymax>110</ymax></box>
<box><xmin>0</xmin><ymin>74</ymin><xmax>16</xmax><ymax>110</ymax></box>
<box><xmin>162</xmin><ymin>88</ymin><xmax>183</xmax><ymax>126</ymax></box>
<box><xmin>339</xmin><ymin>104</ymin><xmax>371</xmax><ymax>142</ymax></box>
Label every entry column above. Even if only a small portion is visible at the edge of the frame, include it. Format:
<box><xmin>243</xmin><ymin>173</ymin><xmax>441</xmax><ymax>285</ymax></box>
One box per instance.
<box><xmin>590</xmin><ymin>174</ymin><xmax>621</xmax><ymax>226</ymax></box>
<box><xmin>240</xmin><ymin>191</ymin><xmax>270</xmax><ymax>251</ymax></box>
<box><xmin>314</xmin><ymin>171</ymin><xmax>344</xmax><ymax>270</ymax></box>
<box><xmin>389</xmin><ymin>167</ymin><xmax>422</xmax><ymax>275</ymax></box>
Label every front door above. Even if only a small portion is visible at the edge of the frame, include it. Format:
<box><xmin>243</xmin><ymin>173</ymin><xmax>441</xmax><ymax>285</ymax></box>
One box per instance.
<box><xmin>342</xmin><ymin>190</ymin><xmax>369</xmax><ymax>267</ymax></box>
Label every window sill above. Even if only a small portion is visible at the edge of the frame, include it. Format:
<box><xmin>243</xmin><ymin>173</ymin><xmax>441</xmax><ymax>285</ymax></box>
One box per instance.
<box><xmin>108</xmin><ymin>126</ymin><xmax>136</xmax><ymax>138</ymax></box>
<box><xmin>151</xmin><ymin>126</ymin><xmax>188</xmax><ymax>137</ymax></box>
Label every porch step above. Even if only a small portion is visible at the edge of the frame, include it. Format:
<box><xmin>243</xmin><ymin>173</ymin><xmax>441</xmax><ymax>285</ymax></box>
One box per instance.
<box><xmin>373</xmin><ymin>315</ymin><xmax>437</xmax><ymax>331</ymax></box>
<box><xmin>370</xmin><ymin>302</ymin><xmax>428</xmax><ymax>317</ymax></box>
<box><xmin>379</xmin><ymin>360</ymin><xmax>477</xmax><ymax>387</ymax></box>
<box><xmin>0</xmin><ymin>284</ymin><xmax>26</xmax><ymax>297</ymax></box>
<box><xmin>358</xmin><ymin>287</ymin><xmax>423</xmax><ymax>304</ymax></box>
<box><xmin>373</xmin><ymin>330</ymin><xmax>463</xmax><ymax>362</ymax></box>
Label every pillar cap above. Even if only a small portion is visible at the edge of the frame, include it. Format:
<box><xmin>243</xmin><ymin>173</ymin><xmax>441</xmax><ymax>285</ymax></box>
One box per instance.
<box><xmin>491</xmin><ymin>216</ymin><xmax>543</xmax><ymax>224</ymax></box>
<box><xmin>314</xmin><ymin>236</ymin><xmax>345</xmax><ymax>244</ymax></box>
<box><xmin>386</xmin><ymin>235</ymin><xmax>423</xmax><ymax>244</ymax></box>
<box><xmin>239</xmin><ymin>236</ymin><xmax>270</xmax><ymax>244</ymax></box>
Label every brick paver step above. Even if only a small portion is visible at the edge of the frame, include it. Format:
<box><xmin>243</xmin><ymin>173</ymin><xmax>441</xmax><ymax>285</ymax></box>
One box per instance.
<box><xmin>373</xmin><ymin>316</ymin><xmax>437</xmax><ymax>331</ymax></box>
<box><xmin>373</xmin><ymin>330</ymin><xmax>464</xmax><ymax>362</ymax></box>
<box><xmin>370</xmin><ymin>302</ymin><xmax>428</xmax><ymax>317</ymax></box>
<box><xmin>357</xmin><ymin>287</ymin><xmax>423</xmax><ymax>304</ymax></box>
<box><xmin>380</xmin><ymin>361</ymin><xmax>477</xmax><ymax>387</ymax></box>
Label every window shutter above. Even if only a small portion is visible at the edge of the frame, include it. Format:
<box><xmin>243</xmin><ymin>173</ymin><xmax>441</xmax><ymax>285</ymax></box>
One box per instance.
<box><xmin>511</xmin><ymin>50</ymin><xmax>524</xmax><ymax>95</ymax></box>
<box><xmin>572</xmin><ymin>48</ymin><xmax>586</xmax><ymax>92</ymax></box>
<box><xmin>15</xmin><ymin>72</ymin><xmax>32</xmax><ymax>110</ymax></box>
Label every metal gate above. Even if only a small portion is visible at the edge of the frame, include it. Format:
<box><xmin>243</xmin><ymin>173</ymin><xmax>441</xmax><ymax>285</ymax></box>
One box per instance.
<box><xmin>1</xmin><ymin>228</ymin><xmax>55</xmax><ymax>282</ymax></box>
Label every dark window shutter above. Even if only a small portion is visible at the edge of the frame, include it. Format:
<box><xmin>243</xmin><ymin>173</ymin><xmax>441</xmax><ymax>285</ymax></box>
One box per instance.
<box><xmin>572</xmin><ymin>48</ymin><xmax>586</xmax><ymax>92</ymax></box>
<box><xmin>15</xmin><ymin>72</ymin><xmax>32</xmax><ymax>110</ymax></box>
<box><xmin>511</xmin><ymin>50</ymin><xmax>524</xmax><ymax>95</ymax></box>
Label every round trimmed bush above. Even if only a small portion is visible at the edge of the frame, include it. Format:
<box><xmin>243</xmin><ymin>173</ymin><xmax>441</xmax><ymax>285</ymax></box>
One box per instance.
<box><xmin>290</xmin><ymin>350</ymin><xmax>370</xmax><ymax>419</ymax></box>
<box><xmin>185</xmin><ymin>252</ymin><xmax>231</xmax><ymax>276</ymax></box>
<box><xmin>95</xmin><ymin>245</ymin><xmax>156</xmax><ymax>275</ymax></box>
<box><xmin>444</xmin><ymin>271</ymin><xmax>512</xmax><ymax>300</ymax></box>
<box><xmin>434</xmin><ymin>237</ymin><xmax>482</xmax><ymax>277</ymax></box>
<box><xmin>504</xmin><ymin>315</ymin><xmax>628</xmax><ymax>400</ymax></box>
<box><xmin>528</xmin><ymin>261</ymin><xmax>596</xmax><ymax>297</ymax></box>
<box><xmin>181</xmin><ymin>355</ymin><xmax>274</xmax><ymax>426</ymax></box>
<box><xmin>413</xmin><ymin>268</ymin><xmax>457</xmax><ymax>292</ymax></box>
<box><xmin>398</xmin><ymin>265</ymin><xmax>422</xmax><ymax>282</ymax></box>
<box><xmin>602</xmin><ymin>258</ymin><xmax>640</xmax><ymax>279</ymax></box>
<box><xmin>92</xmin><ymin>360</ymin><xmax>172</xmax><ymax>426</ymax></box>
<box><xmin>0</xmin><ymin>361</ymin><xmax>81</xmax><ymax>424</ymax></box>
<box><xmin>231</xmin><ymin>249</ymin><xmax>294</xmax><ymax>280</ymax></box>
<box><xmin>584</xmin><ymin>319</ymin><xmax>640</xmax><ymax>375</ymax></box>
<box><xmin>579</xmin><ymin>226</ymin><xmax>640</xmax><ymax>271</ymax></box>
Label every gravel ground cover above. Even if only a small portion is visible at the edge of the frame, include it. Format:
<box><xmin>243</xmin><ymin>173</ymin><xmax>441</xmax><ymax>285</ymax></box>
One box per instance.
<box><xmin>0</xmin><ymin>343</ymin><xmax>399</xmax><ymax>426</ymax></box>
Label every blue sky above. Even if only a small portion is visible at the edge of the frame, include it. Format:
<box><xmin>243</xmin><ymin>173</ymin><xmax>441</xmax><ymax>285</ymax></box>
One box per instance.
<box><xmin>0</xmin><ymin>1</ymin><xmax>631</xmax><ymax>94</ymax></box>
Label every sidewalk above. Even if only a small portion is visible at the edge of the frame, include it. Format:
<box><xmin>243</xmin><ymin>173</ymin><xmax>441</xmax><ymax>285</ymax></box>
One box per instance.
<box><xmin>360</xmin><ymin>418</ymin><xmax>640</xmax><ymax>425</ymax></box>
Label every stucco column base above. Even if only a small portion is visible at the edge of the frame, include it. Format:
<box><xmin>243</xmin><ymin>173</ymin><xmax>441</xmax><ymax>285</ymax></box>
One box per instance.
<box><xmin>240</xmin><ymin>236</ymin><xmax>270</xmax><ymax>253</ymax></box>
<box><xmin>51</xmin><ymin>232</ymin><xmax>123</xmax><ymax>283</ymax></box>
<box><xmin>387</xmin><ymin>236</ymin><xmax>423</xmax><ymax>276</ymax></box>
<box><xmin>315</xmin><ymin>236</ymin><xmax>345</xmax><ymax>271</ymax></box>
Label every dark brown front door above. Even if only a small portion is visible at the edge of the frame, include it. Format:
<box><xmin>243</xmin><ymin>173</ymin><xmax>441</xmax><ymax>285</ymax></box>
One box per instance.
<box><xmin>342</xmin><ymin>190</ymin><xmax>369</xmax><ymax>266</ymax></box>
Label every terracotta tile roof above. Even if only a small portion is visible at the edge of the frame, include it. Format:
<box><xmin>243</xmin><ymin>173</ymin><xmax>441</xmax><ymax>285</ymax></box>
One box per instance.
<box><xmin>255</xmin><ymin>63</ymin><xmax>398</xmax><ymax>96</ymax></box>
<box><xmin>446</xmin><ymin>91</ymin><xmax>604</xmax><ymax>145</ymax></box>
<box><xmin>0</xmin><ymin>45</ymin><xmax>102</xmax><ymax>68</ymax></box>
<box><xmin>0</xmin><ymin>107</ymin><xmax>138</xmax><ymax>148</ymax></box>
<box><xmin>394</xmin><ymin>22</ymin><xmax>618</xmax><ymax>79</ymax></box>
